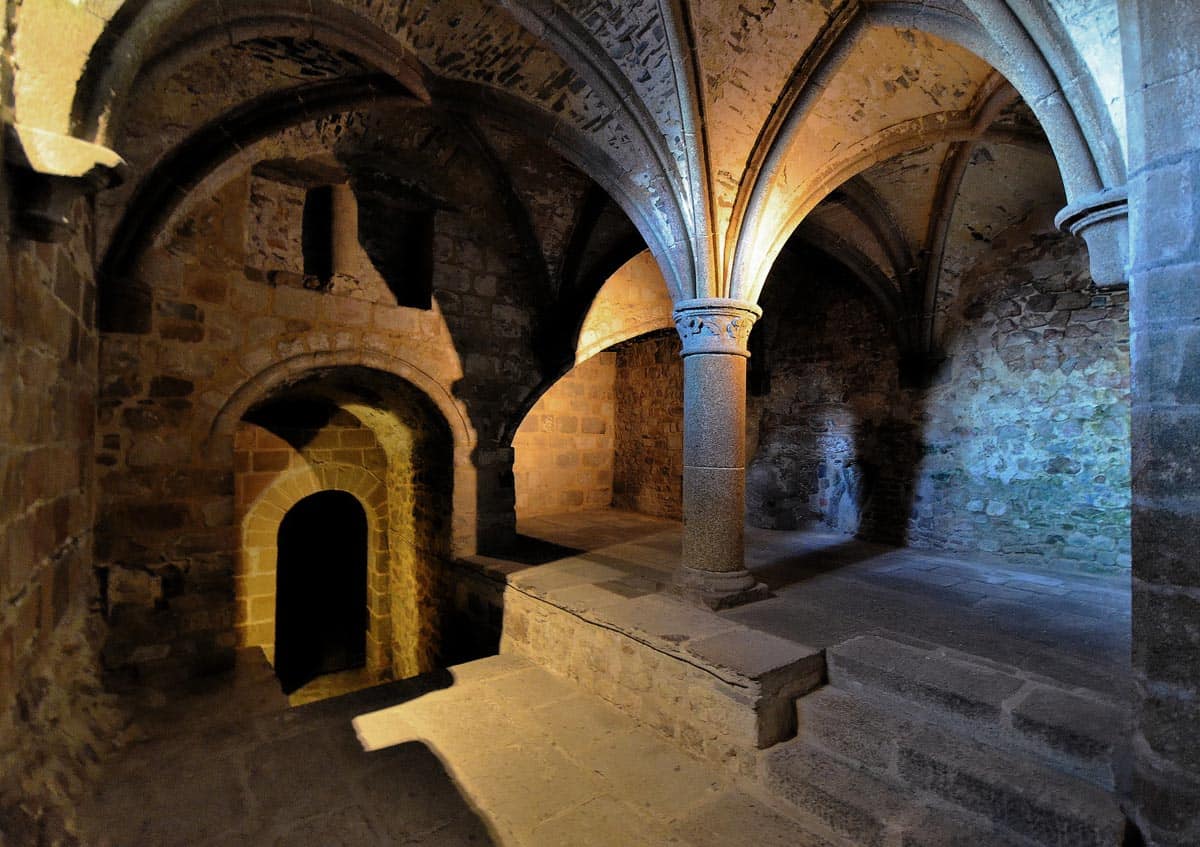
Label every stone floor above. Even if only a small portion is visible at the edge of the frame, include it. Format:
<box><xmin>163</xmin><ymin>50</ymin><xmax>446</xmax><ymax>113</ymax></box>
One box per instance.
<box><xmin>505</xmin><ymin>509</ymin><xmax>1131</xmax><ymax>695</ymax></box>
<box><xmin>289</xmin><ymin>666</ymin><xmax>380</xmax><ymax>706</ymax></box>
<box><xmin>80</xmin><ymin>651</ymin><xmax>832</xmax><ymax>847</ymax></box>
<box><xmin>80</xmin><ymin>509</ymin><xmax>1132</xmax><ymax>846</ymax></box>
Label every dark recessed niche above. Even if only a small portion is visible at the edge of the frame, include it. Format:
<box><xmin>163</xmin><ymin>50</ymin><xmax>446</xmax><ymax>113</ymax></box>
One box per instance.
<box><xmin>302</xmin><ymin>185</ymin><xmax>335</xmax><ymax>286</ymax></box>
<box><xmin>355</xmin><ymin>192</ymin><xmax>435</xmax><ymax>310</ymax></box>
<box><xmin>389</xmin><ymin>208</ymin><xmax>435</xmax><ymax>310</ymax></box>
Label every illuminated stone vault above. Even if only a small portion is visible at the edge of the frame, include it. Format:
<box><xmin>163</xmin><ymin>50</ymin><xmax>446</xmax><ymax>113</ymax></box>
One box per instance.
<box><xmin>2</xmin><ymin>1</ymin><xmax>1198</xmax><ymax>845</ymax></box>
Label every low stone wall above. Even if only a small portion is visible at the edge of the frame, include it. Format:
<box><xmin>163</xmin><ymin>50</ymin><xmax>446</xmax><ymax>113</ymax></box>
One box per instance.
<box><xmin>446</xmin><ymin>557</ymin><xmax>823</xmax><ymax>777</ymax></box>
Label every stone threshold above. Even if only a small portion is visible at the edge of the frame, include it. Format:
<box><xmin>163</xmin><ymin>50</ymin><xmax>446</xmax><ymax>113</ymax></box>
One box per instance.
<box><xmin>451</xmin><ymin>553</ymin><xmax>824</xmax><ymax>777</ymax></box>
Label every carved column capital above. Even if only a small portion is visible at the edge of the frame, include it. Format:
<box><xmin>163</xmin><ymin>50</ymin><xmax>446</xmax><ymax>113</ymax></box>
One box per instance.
<box><xmin>672</xmin><ymin>298</ymin><xmax>762</xmax><ymax>358</ymax></box>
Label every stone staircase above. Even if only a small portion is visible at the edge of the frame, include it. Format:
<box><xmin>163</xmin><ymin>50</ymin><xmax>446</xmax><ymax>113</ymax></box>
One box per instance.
<box><xmin>760</xmin><ymin>634</ymin><xmax>1132</xmax><ymax>846</ymax></box>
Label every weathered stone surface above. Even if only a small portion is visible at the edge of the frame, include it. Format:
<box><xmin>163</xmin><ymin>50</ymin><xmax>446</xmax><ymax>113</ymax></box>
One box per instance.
<box><xmin>781</xmin><ymin>684</ymin><xmax>1126</xmax><ymax>847</ymax></box>
<box><xmin>0</xmin><ymin>194</ymin><xmax>120</xmax><ymax>844</ymax></box>
<box><xmin>1011</xmin><ymin>687</ymin><xmax>1127</xmax><ymax>763</ymax></box>
<box><xmin>828</xmin><ymin>635</ymin><xmax>1025</xmax><ymax>722</ymax></box>
<box><xmin>764</xmin><ymin>741</ymin><xmax>909</xmax><ymax>847</ymax></box>
<box><xmin>612</xmin><ymin>331</ymin><xmax>683</xmax><ymax>520</ymax></box>
<box><xmin>748</xmin><ymin>228</ymin><xmax>1129</xmax><ymax>570</ymax></box>
<box><xmin>897</xmin><ymin>733</ymin><xmax>1124</xmax><ymax>846</ymax></box>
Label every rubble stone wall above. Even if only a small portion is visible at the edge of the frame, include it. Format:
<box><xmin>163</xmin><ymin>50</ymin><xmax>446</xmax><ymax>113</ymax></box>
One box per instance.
<box><xmin>749</xmin><ymin>229</ymin><xmax>1131</xmax><ymax>570</ymax></box>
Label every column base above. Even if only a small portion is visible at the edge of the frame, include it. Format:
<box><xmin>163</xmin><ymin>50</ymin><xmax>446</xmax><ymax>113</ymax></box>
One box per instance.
<box><xmin>671</xmin><ymin>566</ymin><xmax>770</xmax><ymax>611</ymax></box>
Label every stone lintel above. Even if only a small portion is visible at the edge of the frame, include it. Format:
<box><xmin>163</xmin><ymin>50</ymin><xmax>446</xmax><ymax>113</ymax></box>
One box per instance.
<box><xmin>1055</xmin><ymin>185</ymin><xmax>1129</xmax><ymax>290</ymax></box>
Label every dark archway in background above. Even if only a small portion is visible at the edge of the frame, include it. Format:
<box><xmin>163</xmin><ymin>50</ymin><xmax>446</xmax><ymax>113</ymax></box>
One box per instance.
<box><xmin>275</xmin><ymin>490</ymin><xmax>368</xmax><ymax>693</ymax></box>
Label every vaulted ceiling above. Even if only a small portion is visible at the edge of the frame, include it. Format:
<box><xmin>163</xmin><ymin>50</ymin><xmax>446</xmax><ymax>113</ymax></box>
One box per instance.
<box><xmin>15</xmin><ymin>0</ymin><xmax>1123</xmax><ymax>360</ymax></box>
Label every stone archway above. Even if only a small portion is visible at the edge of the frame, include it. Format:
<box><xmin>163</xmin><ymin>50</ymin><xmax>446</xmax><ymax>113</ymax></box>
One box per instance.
<box><xmin>274</xmin><ymin>490</ymin><xmax>369</xmax><ymax>693</ymax></box>
<box><xmin>231</xmin><ymin>366</ymin><xmax>458</xmax><ymax>690</ymax></box>
<box><xmin>237</xmin><ymin>462</ymin><xmax>389</xmax><ymax>681</ymax></box>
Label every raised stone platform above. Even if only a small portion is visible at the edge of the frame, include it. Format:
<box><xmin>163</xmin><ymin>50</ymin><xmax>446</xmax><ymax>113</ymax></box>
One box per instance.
<box><xmin>448</xmin><ymin>509</ymin><xmax>1134</xmax><ymax>844</ymax></box>
<box><xmin>452</xmin><ymin>549</ymin><xmax>824</xmax><ymax>776</ymax></box>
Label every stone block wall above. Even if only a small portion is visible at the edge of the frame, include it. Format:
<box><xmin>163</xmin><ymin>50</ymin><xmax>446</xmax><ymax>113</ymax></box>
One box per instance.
<box><xmin>512</xmin><ymin>353</ymin><xmax>616</xmax><ymax>518</ymax></box>
<box><xmin>233</xmin><ymin>415</ymin><xmax>388</xmax><ymax>669</ymax></box>
<box><xmin>0</xmin><ymin>188</ymin><xmax>124</xmax><ymax>839</ymax></box>
<box><xmin>612</xmin><ymin>332</ymin><xmax>684</xmax><ymax>520</ymax></box>
<box><xmin>748</xmin><ymin>227</ymin><xmax>1131</xmax><ymax>570</ymax></box>
<box><xmin>95</xmin><ymin>109</ymin><xmax>547</xmax><ymax>683</ymax></box>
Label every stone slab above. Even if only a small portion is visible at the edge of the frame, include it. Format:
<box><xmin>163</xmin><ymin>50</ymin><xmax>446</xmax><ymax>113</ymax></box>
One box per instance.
<box><xmin>603</xmin><ymin>593</ymin><xmax>742</xmax><ymax>644</ymax></box>
<box><xmin>1011</xmin><ymin>685</ymin><xmax>1127</xmax><ymax>762</ymax></box>
<box><xmin>823</xmin><ymin>634</ymin><xmax>1128</xmax><ymax>789</ymax></box>
<box><xmin>688</xmin><ymin>628</ymin><xmax>821</xmax><ymax>684</ymax></box>
<box><xmin>828</xmin><ymin>635</ymin><xmax>1025</xmax><ymax>721</ymax></box>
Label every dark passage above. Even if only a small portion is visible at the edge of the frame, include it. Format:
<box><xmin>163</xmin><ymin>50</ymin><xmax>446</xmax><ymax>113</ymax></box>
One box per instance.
<box><xmin>275</xmin><ymin>490</ymin><xmax>368</xmax><ymax>693</ymax></box>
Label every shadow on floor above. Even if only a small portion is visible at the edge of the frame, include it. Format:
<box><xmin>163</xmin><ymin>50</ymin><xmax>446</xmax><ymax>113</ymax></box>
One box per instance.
<box><xmin>747</xmin><ymin>537</ymin><xmax>893</xmax><ymax>592</ymax></box>
<box><xmin>83</xmin><ymin>657</ymin><xmax>500</xmax><ymax>846</ymax></box>
<box><xmin>485</xmin><ymin>532</ymin><xmax>587</xmax><ymax>565</ymax></box>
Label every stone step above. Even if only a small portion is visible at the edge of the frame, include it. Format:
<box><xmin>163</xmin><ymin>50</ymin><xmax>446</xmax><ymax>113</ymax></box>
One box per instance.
<box><xmin>793</xmin><ymin>687</ymin><xmax>1127</xmax><ymax>846</ymax></box>
<box><xmin>763</xmin><ymin>740</ymin><xmax>1030</xmax><ymax>847</ymax></box>
<box><xmin>826</xmin><ymin>634</ymin><xmax>1128</xmax><ymax>789</ymax></box>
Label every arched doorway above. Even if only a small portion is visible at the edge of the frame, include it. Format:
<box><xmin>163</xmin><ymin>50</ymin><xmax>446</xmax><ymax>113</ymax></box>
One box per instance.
<box><xmin>274</xmin><ymin>490</ymin><xmax>368</xmax><ymax>693</ymax></box>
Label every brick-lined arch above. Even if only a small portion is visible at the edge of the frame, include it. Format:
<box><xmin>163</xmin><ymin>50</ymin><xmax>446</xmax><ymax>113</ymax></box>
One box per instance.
<box><xmin>238</xmin><ymin>463</ymin><xmax>390</xmax><ymax>676</ymax></box>
<box><xmin>208</xmin><ymin>349</ymin><xmax>478</xmax><ymax>557</ymax></box>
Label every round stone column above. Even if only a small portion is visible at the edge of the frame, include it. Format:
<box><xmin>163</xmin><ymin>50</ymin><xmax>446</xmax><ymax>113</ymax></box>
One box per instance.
<box><xmin>672</xmin><ymin>298</ymin><xmax>769</xmax><ymax>609</ymax></box>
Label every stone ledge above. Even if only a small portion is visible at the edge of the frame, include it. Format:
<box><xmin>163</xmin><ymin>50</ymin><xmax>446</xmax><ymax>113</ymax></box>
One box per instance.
<box><xmin>450</xmin><ymin>555</ymin><xmax>824</xmax><ymax>774</ymax></box>
<box><xmin>3</xmin><ymin>123</ymin><xmax>127</xmax><ymax>242</ymax></box>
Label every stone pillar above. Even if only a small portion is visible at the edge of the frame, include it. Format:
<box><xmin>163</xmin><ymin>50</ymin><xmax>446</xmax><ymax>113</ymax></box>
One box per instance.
<box><xmin>672</xmin><ymin>298</ymin><xmax>768</xmax><ymax>609</ymax></box>
<box><xmin>1121</xmin><ymin>1</ymin><xmax>1200</xmax><ymax>843</ymax></box>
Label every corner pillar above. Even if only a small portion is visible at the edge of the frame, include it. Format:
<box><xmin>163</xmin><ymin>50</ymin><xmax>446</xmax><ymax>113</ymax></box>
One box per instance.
<box><xmin>672</xmin><ymin>298</ymin><xmax>768</xmax><ymax>609</ymax></box>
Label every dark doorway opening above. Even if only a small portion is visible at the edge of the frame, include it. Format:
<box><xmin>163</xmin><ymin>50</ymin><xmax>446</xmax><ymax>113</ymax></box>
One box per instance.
<box><xmin>275</xmin><ymin>490</ymin><xmax>368</xmax><ymax>694</ymax></box>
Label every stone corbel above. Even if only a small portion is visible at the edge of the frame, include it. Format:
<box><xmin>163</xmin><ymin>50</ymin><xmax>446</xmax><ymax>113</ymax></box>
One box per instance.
<box><xmin>1055</xmin><ymin>185</ymin><xmax>1128</xmax><ymax>290</ymax></box>
<box><xmin>672</xmin><ymin>298</ymin><xmax>763</xmax><ymax>357</ymax></box>
<box><xmin>4</xmin><ymin>123</ymin><xmax>127</xmax><ymax>242</ymax></box>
